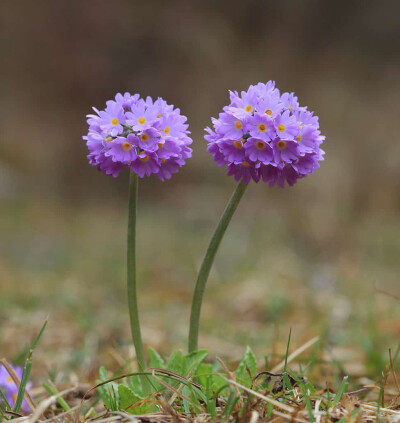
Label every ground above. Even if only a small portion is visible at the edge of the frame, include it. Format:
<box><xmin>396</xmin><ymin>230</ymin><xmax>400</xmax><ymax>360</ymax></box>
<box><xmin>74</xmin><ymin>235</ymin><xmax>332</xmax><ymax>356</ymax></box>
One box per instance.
<box><xmin>1</xmin><ymin>183</ymin><xmax>400</xmax><ymax>421</ymax></box>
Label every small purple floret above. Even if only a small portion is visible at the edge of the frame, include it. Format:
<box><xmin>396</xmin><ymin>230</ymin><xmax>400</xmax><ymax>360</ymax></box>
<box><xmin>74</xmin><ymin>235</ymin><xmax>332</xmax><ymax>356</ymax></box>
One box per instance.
<box><xmin>0</xmin><ymin>363</ymin><xmax>32</xmax><ymax>412</ymax></box>
<box><xmin>205</xmin><ymin>81</ymin><xmax>325</xmax><ymax>186</ymax></box>
<box><xmin>84</xmin><ymin>93</ymin><xmax>192</xmax><ymax>180</ymax></box>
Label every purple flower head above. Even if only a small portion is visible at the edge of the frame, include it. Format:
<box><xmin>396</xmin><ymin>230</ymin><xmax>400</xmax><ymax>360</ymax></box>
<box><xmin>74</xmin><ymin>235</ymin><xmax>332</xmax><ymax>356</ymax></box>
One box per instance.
<box><xmin>0</xmin><ymin>364</ymin><xmax>32</xmax><ymax>412</ymax></box>
<box><xmin>205</xmin><ymin>81</ymin><xmax>325</xmax><ymax>186</ymax></box>
<box><xmin>84</xmin><ymin>93</ymin><xmax>192</xmax><ymax>179</ymax></box>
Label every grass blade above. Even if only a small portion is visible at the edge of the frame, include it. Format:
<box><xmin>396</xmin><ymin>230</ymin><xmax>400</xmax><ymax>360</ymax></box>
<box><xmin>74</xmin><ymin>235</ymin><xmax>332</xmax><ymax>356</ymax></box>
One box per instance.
<box><xmin>42</xmin><ymin>381</ymin><xmax>71</xmax><ymax>411</ymax></box>
<box><xmin>284</xmin><ymin>328</ymin><xmax>292</xmax><ymax>373</ymax></box>
<box><xmin>0</xmin><ymin>388</ymin><xmax>11</xmax><ymax>411</ymax></box>
<box><xmin>333</xmin><ymin>376</ymin><xmax>348</xmax><ymax>406</ymax></box>
<box><xmin>13</xmin><ymin>318</ymin><xmax>48</xmax><ymax>413</ymax></box>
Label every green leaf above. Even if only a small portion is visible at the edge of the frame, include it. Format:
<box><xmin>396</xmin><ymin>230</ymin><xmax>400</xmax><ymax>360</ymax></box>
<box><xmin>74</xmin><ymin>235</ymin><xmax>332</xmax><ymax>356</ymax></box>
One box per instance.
<box><xmin>196</xmin><ymin>363</ymin><xmax>213</xmax><ymax>389</ymax></box>
<box><xmin>166</xmin><ymin>350</ymin><xmax>184</xmax><ymax>375</ymax></box>
<box><xmin>205</xmin><ymin>375</ymin><xmax>217</xmax><ymax>418</ymax></box>
<box><xmin>97</xmin><ymin>367</ymin><xmax>119</xmax><ymax>411</ymax></box>
<box><xmin>99</xmin><ymin>383</ymin><xmax>119</xmax><ymax>411</ymax></box>
<box><xmin>99</xmin><ymin>366</ymin><xmax>108</xmax><ymax>381</ymax></box>
<box><xmin>211</xmin><ymin>361</ymin><xmax>228</xmax><ymax>392</ymax></box>
<box><xmin>235</xmin><ymin>346</ymin><xmax>257</xmax><ymax>387</ymax></box>
<box><xmin>182</xmin><ymin>349</ymin><xmax>208</xmax><ymax>376</ymax></box>
<box><xmin>129</xmin><ymin>376</ymin><xmax>142</xmax><ymax>397</ymax></box>
<box><xmin>148</xmin><ymin>347</ymin><xmax>165</xmax><ymax>369</ymax></box>
<box><xmin>118</xmin><ymin>384</ymin><xmax>138</xmax><ymax>411</ymax></box>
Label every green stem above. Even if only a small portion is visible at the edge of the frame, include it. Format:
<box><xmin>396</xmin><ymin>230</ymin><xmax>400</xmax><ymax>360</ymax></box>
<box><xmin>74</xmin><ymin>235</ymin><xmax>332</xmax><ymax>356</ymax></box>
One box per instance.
<box><xmin>127</xmin><ymin>172</ymin><xmax>149</xmax><ymax>391</ymax></box>
<box><xmin>188</xmin><ymin>181</ymin><xmax>248</xmax><ymax>352</ymax></box>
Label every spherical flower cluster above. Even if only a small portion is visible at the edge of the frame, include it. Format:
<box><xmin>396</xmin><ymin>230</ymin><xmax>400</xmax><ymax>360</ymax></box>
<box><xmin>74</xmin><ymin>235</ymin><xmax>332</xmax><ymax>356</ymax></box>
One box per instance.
<box><xmin>84</xmin><ymin>93</ymin><xmax>193</xmax><ymax>180</ymax></box>
<box><xmin>205</xmin><ymin>81</ymin><xmax>325</xmax><ymax>186</ymax></box>
<box><xmin>0</xmin><ymin>364</ymin><xmax>32</xmax><ymax>412</ymax></box>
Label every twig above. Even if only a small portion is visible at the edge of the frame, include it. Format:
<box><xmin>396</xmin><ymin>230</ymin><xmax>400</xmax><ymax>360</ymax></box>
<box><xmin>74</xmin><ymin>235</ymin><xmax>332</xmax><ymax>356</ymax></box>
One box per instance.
<box><xmin>375</xmin><ymin>288</ymin><xmax>400</xmax><ymax>302</ymax></box>
<box><xmin>155</xmin><ymin>394</ymin><xmax>180</xmax><ymax>423</ymax></box>
<box><xmin>389</xmin><ymin>348</ymin><xmax>400</xmax><ymax>395</ymax></box>
<box><xmin>168</xmin><ymin>369</ymin><xmax>193</xmax><ymax>407</ymax></box>
<box><xmin>361</xmin><ymin>403</ymin><xmax>400</xmax><ymax>415</ymax></box>
<box><xmin>225</xmin><ymin>378</ymin><xmax>295</xmax><ymax>413</ymax></box>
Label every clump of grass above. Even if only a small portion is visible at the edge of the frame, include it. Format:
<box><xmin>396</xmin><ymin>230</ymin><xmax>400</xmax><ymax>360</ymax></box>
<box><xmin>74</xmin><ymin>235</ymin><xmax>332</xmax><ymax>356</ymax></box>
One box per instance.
<box><xmin>2</xmin><ymin>333</ymin><xmax>399</xmax><ymax>423</ymax></box>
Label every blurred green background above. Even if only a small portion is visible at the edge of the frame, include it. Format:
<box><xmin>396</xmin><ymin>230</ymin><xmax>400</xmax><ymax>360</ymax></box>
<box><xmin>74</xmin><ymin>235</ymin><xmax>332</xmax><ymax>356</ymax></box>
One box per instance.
<box><xmin>1</xmin><ymin>1</ymin><xmax>400</xmax><ymax>382</ymax></box>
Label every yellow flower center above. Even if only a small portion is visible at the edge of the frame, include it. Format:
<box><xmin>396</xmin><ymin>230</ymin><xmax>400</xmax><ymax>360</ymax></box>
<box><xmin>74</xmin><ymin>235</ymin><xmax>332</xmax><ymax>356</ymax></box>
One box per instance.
<box><xmin>235</xmin><ymin>121</ymin><xmax>242</xmax><ymax>130</ymax></box>
<box><xmin>105</xmin><ymin>136</ymin><xmax>113</xmax><ymax>143</ymax></box>
<box><xmin>242</xmin><ymin>161</ymin><xmax>251</xmax><ymax>167</ymax></box>
<box><xmin>289</xmin><ymin>105</ymin><xmax>293</xmax><ymax>111</ymax></box>
<box><xmin>138</xmin><ymin>117</ymin><xmax>146</xmax><ymax>125</ymax></box>
<box><xmin>157</xmin><ymin>143</ymin><xmax>163</xmax><ymax>148</ymax></box>
<box><xmin>256</xmin><ymin>141</ymin><xmax>265</xmax><ymax>150</ymax></box>
<box><xmin>111</xmin><ymin>118</ymin><xmax>119</xmax><ymax>126</ymax></box>
<box><xmin>157</xmin><ymin>112</ymin><xmax>161</xmax><ymax>118</ymax></box>
<box><xmin>277</xmin><ymin>140</ymin><xmax>286</xmax><ymax>150</ymax></box>
<box><xmin>139</xmin><ymin>155</ymin><xmax>149</xmax><ymax>162</ymax></box>
<box><xmin>277</xmin><ymin>123</ymin><xmax>286</xmax><ymax>132</ymax></box>
<box><xmin>164</xmin><ymin>126</ymin><xmax>170</xmax><ymax>134</ymax></box>
<box><xmin>7</xmin><ymin>376</ymin><xmax>13</xmax><ymax>383</ymax></box>
<box><xmin>122</xmin><ymin>142</ymin><xmax>131</xmax><ymax>151</ymax></box>
<box><xmin>245</xmin><ymin>105</ymin><xmax>252</xmax><ymax>113</ymax></box>
<box><xmin>161</xmin><ymin>158</ymin><xmax>166</xmax><ymax>163</ymax></box>
<box><xmin>296</xmin><ymin>134</ymin><xmax>302</xmax><ymax>142</ymax></box>
<box><xmin>234</xmin><ymin>141</ymin><xmax>243</xmax><ymax>149</ymax></box>
<box><xmin>265</xmin><ymin>109</ymin><xmax>273</xmax><ymax>116</ymax></box>
<box><xmin>140</xmin><ymin>133</ymin><xmax>149</xmax><ymax>142</ymax></box>
<box><xmin>257</xmin><ymin>123</ymin><xmax>267</xmax><ymax>132</ymax></box>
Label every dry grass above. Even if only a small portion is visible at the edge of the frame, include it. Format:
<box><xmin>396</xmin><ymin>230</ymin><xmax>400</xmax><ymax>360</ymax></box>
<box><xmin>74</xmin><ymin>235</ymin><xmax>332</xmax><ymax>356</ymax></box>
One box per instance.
<box><xmin>2</xmin><ymin>336</ymin><xmax>400</xmax><ymax>422</ymax></box>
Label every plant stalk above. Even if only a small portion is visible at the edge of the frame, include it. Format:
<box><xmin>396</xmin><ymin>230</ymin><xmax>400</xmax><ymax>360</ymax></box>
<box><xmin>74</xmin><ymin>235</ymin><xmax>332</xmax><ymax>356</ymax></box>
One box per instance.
<box><xmin>127</xmin><ymin>172</ymin><xmax>149</xmax><ymax>392</ymax></box>
<box><xmin>188</xmin><ymin>181</ymin><xmax>248</xmax><ymax>352</ymax></box>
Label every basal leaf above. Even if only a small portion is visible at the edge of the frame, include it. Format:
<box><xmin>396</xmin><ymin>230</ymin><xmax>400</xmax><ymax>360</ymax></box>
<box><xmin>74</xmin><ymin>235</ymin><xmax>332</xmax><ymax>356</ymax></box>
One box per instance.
<box><xmin>183</xmin><ymin>349</ymin><xmax>208</xmax><ymax>376</ymax></box>
<box><xmin>235</xmin><ymin>346</ymin><xmax>257</xmax><ymax>387</ymax></box>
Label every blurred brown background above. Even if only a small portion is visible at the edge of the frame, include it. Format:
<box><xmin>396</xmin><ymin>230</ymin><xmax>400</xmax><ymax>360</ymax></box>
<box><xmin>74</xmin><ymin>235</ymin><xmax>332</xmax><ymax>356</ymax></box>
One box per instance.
<box><xmin>1</xmin><ymin>1</ymin><xmax>400</xmax><ymax>381</ymax></box>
